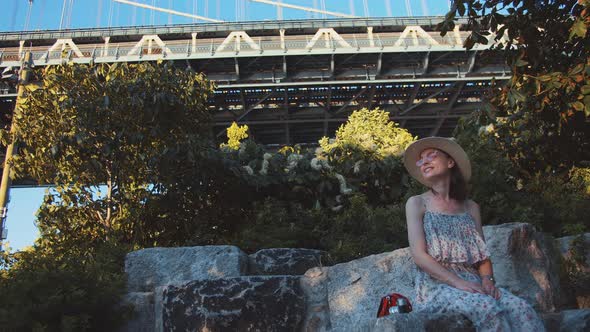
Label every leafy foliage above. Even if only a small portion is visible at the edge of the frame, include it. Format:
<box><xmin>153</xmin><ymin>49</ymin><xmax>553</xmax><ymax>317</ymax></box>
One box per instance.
<box><xmin>440</xmin><ymin>0</ymin><xmax>590</xmax><ymax>174</ymax></box>
<box><xmin>319</xmin><ymin>108</ymin><xmax>415</xmax><ymax>159</ymax></box>
<box><xmin>454</xmin><ymin>110</ymin><xmax>589</xmax><ymax>235</ymax></box>
<box><xmin>0</xmin><ymin>241</ymin><xmax>130</xmax><ymax>331</ymax></box>
<box><xmin>220</xmin><ymin>122</ymin><xmax>249</xmax><ymax>150</ymax></box>
<box><xmin>3</xmin><ymin>61</ymin><xmax>214</xmax><ymax>245</ymax></box>
<box><xmin>319</xmin><ymin>108</ymin><xmax>416</xmax><ymax>205</ymax></box>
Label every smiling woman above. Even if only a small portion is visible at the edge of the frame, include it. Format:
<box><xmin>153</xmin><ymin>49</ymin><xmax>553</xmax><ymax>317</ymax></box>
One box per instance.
<box><xmin>402</xmin><ymin>136</ymin><xmax>546</xmax><ymax>331</ymax></box>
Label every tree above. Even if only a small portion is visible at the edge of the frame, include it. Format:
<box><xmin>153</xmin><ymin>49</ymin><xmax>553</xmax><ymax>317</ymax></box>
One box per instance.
<box><xmin>318</xmin><ymin>108</ymin><xmax>416</xmax><ymax>204</ymax></box>
<box><xmin>3</xmin><ymin>61</ymin><xmax>214</xmax><ymax>245</ymax></box>
<box><xmin>440</xmin><ymin>0</ymin><xmax>590</xmax><ymax>175</ymax></box>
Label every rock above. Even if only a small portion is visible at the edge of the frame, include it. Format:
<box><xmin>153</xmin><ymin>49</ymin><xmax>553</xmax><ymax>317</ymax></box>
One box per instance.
<box><xmin>327</xmin><ymin>248</ymin><xmax>416</xmax><ymax>331</ymax></box>
<box><xmin>300</xmin><ymin>267</ymin><xmax>331</xmax><ymax>332</ymax></box>
<box><xmin>301</xmin><ymin>247</ymin><xmax>416</xmax><ymax>332</ymax></box>
<box><xmin>119</xmin><ymin>292</ymin><xmax>154</xmax><ymax>332</ymax></box>
<box><xmin>560</xmin><ymin>309</ymin><xmax>590</xmax><ymax>331</ymax></box>
<box><xmin>160</xmin><ymin>276</ymin><xmax>305</xmax><ymax>332</ymax></box>
<box><xmin>555</xmin><ymin>234</ymin><xmax>590</xmax><ymax>269</ymax></box>
<box><xmin>542</xmin><ymin>309</ymin><xmax>590</xmax><ymax>332</ymax></box>
<box><xmin>248</xmin><ymin>248</ymin><xmax>328</xmax><ymax>275</ymax></box>
<box><xmin>372</xmin><ymin>312</ymin><xmax>475</xmax><ymax>332</ymax></box>
<box><xmin>555</xmin><ymin>233</ymin><xmax>590</xmax><ymax>309</ymax></box>
<box><xmin>483</xmin><ymin>222</ymin><xmax>561</xmax><ymax>312</ymax></box>
<box><xmin>125</xmin><ymin>246</ymin><xmax>248</xmax><ymax>292</ymax></box>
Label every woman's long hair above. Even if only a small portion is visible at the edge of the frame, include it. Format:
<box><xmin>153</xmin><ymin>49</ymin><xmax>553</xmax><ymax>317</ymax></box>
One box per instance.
<box><xmin>449</xmin><ymin>165</ymin><xmax>468</xmax><ymax>201</ymax></box>
<box><xmin>431</xmin><ymin>149</ymin><xmax>469</xmax><ymax>201</ymax></box>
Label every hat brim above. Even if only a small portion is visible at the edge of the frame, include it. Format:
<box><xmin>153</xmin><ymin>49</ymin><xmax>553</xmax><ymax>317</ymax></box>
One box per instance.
<box><xmin>403</xmin><ymin>137</ymin><xmax>471</xmax><ymax>187</ymax></box>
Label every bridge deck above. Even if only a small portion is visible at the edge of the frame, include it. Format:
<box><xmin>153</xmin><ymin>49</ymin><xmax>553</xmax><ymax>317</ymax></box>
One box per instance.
<box><xmin>0</xmin><ymin>17</ymin><xmax>507</xmax><ymax>150</ymax></box>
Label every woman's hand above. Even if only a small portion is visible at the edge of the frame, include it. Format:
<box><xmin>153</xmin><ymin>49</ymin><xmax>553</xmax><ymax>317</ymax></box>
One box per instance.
<box><xmin>451</xmin><ymin>278</ymin><xmax>486</xmax><ymax>294</ymax></box>
<box><xmin>482</xmin><ymin>279</ymin><xmax>501</xmax><ymax>300</ymax></box>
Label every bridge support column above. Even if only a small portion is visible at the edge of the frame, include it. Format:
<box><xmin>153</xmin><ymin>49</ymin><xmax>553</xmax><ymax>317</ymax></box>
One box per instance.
<box><xmin>192</xmin><ymin>33</ymin><xmax>197</xmax><ymax>54</ymax></box>
<box><xmin>102</xmin><ymin>37</ymin><xmax>110</xmax><ymax>57</ymax></box>
<box><xmin>367</xmin><ymin>27</ymin><xmax>374</xmax><ymax>47</ymax></box>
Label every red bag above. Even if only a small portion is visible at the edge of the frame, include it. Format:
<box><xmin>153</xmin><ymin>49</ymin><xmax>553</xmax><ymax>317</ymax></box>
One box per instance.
<box><xmin>376</xmin><ymin>293</ymin><xmax>413</xmax><ymax>317</ymax></box>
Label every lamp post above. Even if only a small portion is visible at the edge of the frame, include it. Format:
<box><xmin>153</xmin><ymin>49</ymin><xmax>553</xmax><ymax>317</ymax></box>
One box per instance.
<box><xmin>0</xmin><ymin>51</ymin><xmax>33</xmax><ymax>251</ymax></box>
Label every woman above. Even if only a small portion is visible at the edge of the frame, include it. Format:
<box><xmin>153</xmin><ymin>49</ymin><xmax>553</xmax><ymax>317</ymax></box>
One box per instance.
<box><xmin>403</xmin><ymin>137</ymin><xmax>545</xmax><ymax>331</ymax></box>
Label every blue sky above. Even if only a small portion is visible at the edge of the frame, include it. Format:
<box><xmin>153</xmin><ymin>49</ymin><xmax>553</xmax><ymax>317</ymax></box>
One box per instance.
<box><xmin>2</xmin><ymin>0</ymin><xmax>450</xmax><ymax>31</ymax></box>
<box><xmin>2</xmin><ymin>0</ymin><xmax>450</xmax><ymax>252</ymax></box>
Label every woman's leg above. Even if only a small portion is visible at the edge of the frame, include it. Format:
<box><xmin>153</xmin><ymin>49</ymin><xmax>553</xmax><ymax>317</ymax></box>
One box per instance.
<box><xmin>495</xmin><ymin>288</ymin><xmax>546</xmax><ymax>331</ymax></box>
<box><xmin>423</xmin><ymin>284</ymin><xmax>511</xmax><ymax>331</ymax></box>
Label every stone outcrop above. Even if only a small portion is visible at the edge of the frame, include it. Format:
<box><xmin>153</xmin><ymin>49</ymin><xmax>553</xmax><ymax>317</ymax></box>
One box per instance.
<box><xmin>160</xmin><ymin>276</ymin><xmax>305</xmax><ymax>331</ymax></box>
<box><xmin>482</xmin><ymin>222</ymin><xmax>561</xmax><ymax>312</ymax></box>
<box><xmin>555</xmin><ymin>233</ymin><xmax>590</xmax><ymax>308</ymax></box>
<box><xmin>372</xmin><ymin>312</ymin><xmax>475</xmax><ymax>332</ymax></box>
<box><xmin>300</xmin><ymin>248</ymin><xmax>416</xmax><ymax>332</ymax></box>
<box><xmin>541</xmin><ymin>309</ymin><xmax>590</xmax><ymax>331</ymax></box>
<box><xmin>121</xmin><ymin>225</ymin><xmax>590</xmax><ymax>331</ymax></box>
<box><xmin>248</xmin><ymin>248</ymin><xmax>328</xmax><ymax>275</ymax></box>
<box><xmin>125</xmin><ymin>246</ymin><xmax>248</xmax><ymax>292</ymax></box>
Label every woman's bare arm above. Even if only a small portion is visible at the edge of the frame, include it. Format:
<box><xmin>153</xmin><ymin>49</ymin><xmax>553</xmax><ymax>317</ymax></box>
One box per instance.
<box><xmin>468</xmin><ymin>200</ymin><xmax>500</xmax><ymax>299</ymax></box>
<box><xmin>467</xmin><ymin>200</ymin><xmax>494</xmax><ymax>277</ymax></box>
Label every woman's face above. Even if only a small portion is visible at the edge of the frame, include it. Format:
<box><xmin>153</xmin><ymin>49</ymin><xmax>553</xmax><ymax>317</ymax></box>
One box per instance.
<box><xmin>417</xmin><ymin>148</ymin><xmax>455</xmax><ymax>181</ymax></box>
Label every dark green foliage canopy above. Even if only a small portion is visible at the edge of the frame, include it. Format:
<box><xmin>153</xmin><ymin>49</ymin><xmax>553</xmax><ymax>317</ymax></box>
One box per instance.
<box><xmin>440</xmin><ymin>0</ymin><xmax>590</xmax><ymax>174</ymax></box>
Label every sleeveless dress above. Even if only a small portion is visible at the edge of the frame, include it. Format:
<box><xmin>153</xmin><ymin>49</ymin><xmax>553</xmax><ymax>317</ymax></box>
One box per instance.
<box><xmin>413</xmin><ymin>210</ymin><xmax>546</xmax><ymax>331</ymax></box>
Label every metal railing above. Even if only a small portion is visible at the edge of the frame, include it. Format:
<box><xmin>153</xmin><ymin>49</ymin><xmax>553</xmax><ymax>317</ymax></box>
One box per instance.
<box><xmin>0</xmin><ymin>16</ymin><xmax>469</xmax><ymax>42</ymax></box>
<box><xmin>0</xmin><ymin>30</ymin><xmax>482</xmax><ymax>66</ymax></box>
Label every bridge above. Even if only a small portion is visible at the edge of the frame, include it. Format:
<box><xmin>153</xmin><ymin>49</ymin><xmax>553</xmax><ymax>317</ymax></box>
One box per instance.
<box><xmin>0</xmin><ymin>16</ymin><xmax>509</xmax><ymax>146</ymax></box>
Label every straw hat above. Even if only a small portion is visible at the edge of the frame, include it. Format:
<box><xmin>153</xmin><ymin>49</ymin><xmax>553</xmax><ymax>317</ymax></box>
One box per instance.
<box><xmin>403</xmin><ymin>137</ymin><xmax>471</xmax><ymax>186</ymax></box>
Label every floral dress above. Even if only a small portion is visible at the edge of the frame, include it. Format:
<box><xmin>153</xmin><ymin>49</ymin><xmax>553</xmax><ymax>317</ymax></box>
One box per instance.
<box><xmin>413</xmin><ymin>210</ymin><xmax>546</xmax><ymax>331</ymax></box>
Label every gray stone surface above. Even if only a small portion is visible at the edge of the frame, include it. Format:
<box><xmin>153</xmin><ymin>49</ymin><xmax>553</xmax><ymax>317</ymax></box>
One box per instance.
<box><xmin>326</xmin><ymin>248</ymin><xmax>416</xmax><ymax>331</ymax></box>
<box><xmin>125</xmin><ymin>246</ymin><xmax>248</xmax><ymax>292</ymax></box>
<box><xmin>483</xmin><ymin>222</ymin><xmax>561</xmax><ymax>312</ymax></box>
<box><xmin>555</xmin><ymin>234</ymin><xmax>590</xmax><ymax>268</ymax></box>
<box><xmin>372</xmin><ymin>312</ymin><xmax>475</xmax><ymax>332</ymax></box>
<box><xmin>542</xmin><ymin>309</ymin><xmax>590</xmax><ymax>332</ymax></box>
<box><xmin>300</xmin><ymin>267</ymin><xmax>331</xmax><ymax>332</ymax></box>
<box><xmin>248</xmin><ymin>248</ymin><xmax>328</xmax><ymax>275</ymax></box>
<box><xmin>300</xmin><ymin>247</ymin><xmax>416</xmax><ymax>332</ymax></box>
<box><xmin>119</xmin><ymin>292</ymin><xmax>155</xmax><ymax>332</ymax></box>
<box><xmin>560</xmin><ymin>309</ymin><xmax>590</xmax><ymax>332</ymax></box>
<box><xmin>160</xmin><ymin>276</ymin><xmax>305</xmax><ymax>332</ymax></box>
<box><xmin>555</xmin><ymin>233</ymin><xmax>590</xmax><ymax>309</ymax></box>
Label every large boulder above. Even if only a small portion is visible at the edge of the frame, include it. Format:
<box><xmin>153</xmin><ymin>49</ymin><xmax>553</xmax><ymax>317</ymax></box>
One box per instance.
<box><xmin>555</xmin><ymin>233</ymin><xmax>590</xmax><ymax>309</ymax></box>
<box><xmin>248</xmin><ymin>248</ymin><xmax>328</xmax><ymax>276</ymax></box>
<box><xmin>159</xmin><ymin>276</ymin><xmax>305</xmax><ymax>331</ymax></box>
<box><xmin>125</xmin><ymin>246</ymin><xmax>248</xmax><ymax>292</ymax></box>
<box><xmin>483</xmin><ymin>222</ymin><xmax>561</xmax><ymax>312</ymax></box>
<box><xmin>300</xmin><ymin>248</ymin><xmax>416</xmax><ymax>332</ymax></box>
<box><xmin>541</xmin><ymin>309</ymin><xmax>590</xmax><ymax>332</ymax></box>
<box><xmin>372</xmin><ymin>312</ymin><xmax>474</xmax><ymax>332</ymax></box>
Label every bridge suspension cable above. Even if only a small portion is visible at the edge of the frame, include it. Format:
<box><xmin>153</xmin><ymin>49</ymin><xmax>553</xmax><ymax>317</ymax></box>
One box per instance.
<box><xmin>405</xmin><ymin>0</ymin><xmax>413</xmax><ymax>16</ymax></box>
<box><xmin>114</xmin><ymin>0</ymin><xmax>224</xmax><ymax>23</ymax></box>
<box><xmin>250</xmin><ymin>0</ymin><xmax>357</xmax><ymax>18</ymax></box>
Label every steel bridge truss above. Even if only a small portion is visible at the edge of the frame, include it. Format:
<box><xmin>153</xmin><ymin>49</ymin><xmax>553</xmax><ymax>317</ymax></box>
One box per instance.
<box><xmin>0</xmin><ymin>17</ymin><xmax>509</xmax><ymax>145</ymax></box>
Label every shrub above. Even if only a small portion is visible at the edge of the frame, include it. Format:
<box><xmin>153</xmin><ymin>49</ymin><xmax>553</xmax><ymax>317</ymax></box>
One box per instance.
<box><xmin>0</xmin><ymin>242</ymin><xmax>130</xmax><ymax>331</ymax></box>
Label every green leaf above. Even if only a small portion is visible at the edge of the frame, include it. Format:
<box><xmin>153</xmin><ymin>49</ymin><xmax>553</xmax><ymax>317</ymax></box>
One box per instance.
<box><xmin>571</xmin><ymin>101</ymin><xmax>584</xmax><ymax>111</ymax></box>
<box><xmin>581</xmin><ymin>85</ymin><xmax>590</xmax><ymax>95</ymax></box>
<box><xmin>569</xmin><ymin>18</ymin><xmax>588</xmax><ymax>41</ymax></box>
<box><xmin>570</xmin><ymin>63</ymin><xmax>585</xmax><ymax>75</ymax></box>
